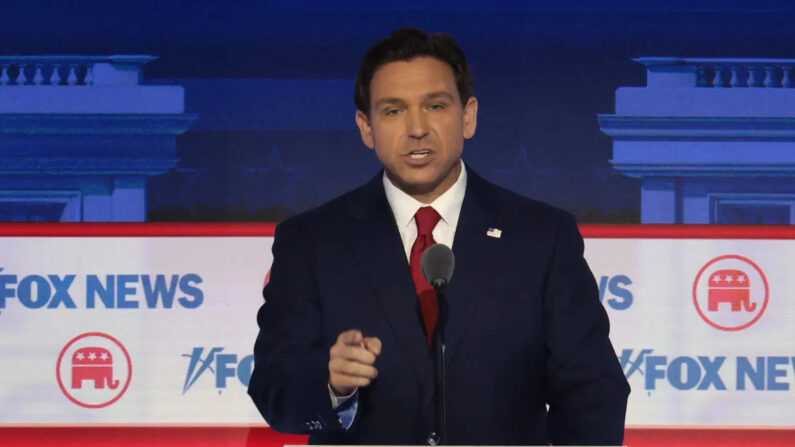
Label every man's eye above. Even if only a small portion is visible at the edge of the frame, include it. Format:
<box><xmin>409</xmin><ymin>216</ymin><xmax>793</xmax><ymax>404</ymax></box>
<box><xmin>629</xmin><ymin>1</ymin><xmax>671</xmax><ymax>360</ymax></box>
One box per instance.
<box><xmin>428</xmin><ymin>104</ymin><xmax>445</xmax><ymax>111</ymax></box>
<box><xmin>384</xmin><ymin>109</ymin><xmax>400</xmax><ymax>116</ymax></box>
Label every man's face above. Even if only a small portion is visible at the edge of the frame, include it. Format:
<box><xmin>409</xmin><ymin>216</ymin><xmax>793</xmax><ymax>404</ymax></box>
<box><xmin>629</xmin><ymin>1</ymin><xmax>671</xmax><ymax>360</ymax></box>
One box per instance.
<box><xmin>355</xmin><ymin>56</ymin><xmax>478</xmax><ymax>202</ymax></box>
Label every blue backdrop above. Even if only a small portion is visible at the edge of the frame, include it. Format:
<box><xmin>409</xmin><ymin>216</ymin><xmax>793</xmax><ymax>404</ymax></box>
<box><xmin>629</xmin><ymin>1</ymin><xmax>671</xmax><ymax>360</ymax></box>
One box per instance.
<box><xmin>1</xmin><ymin>1</ymin><xmax>794</xmax><ymax>223</ymax></box>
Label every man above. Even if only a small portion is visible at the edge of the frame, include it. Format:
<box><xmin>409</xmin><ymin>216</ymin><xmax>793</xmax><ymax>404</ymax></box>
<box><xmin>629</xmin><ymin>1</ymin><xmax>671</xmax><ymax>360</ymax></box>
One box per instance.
<box><xmin>248</xmin><ymin>28</ymin><xmax>629</xmax><ymax>445</ymax></box>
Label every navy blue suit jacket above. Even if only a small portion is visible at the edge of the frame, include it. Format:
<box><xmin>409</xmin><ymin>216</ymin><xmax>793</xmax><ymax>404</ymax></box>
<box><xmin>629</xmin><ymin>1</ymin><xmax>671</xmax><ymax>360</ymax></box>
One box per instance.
<box><xmin>248</xmin><ymin>166</ymin><xmax>629</xmax><ymax>445</ymax></box>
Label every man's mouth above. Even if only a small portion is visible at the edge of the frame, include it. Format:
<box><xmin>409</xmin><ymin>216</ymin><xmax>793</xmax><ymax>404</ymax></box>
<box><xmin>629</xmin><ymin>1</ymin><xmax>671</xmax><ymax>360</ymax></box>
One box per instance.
<box><xmin>408</xmin><ymin>150</ymin><xmax>431</xmax><ymax>159</ymax></box>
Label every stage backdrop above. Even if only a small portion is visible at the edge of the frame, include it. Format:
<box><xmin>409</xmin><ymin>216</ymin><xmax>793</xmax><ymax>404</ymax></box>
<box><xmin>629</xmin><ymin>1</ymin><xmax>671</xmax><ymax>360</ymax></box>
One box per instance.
<box><xmin>2</xmin><ymin>2</ymin><xmax>794</xmax><ymax>225</ymax></box>
<box><xmin>0</xmin><ymin>223</ymin><xmax>793</xmax><ymax>447</ymax></box>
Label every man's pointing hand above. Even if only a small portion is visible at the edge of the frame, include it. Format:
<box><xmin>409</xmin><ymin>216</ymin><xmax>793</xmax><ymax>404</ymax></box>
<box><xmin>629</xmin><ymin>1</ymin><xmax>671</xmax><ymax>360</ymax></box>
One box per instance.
<box><xmin>329</xmin><ymin>329</ymin><xmax>382</xmax><ymax>396</ymax></box>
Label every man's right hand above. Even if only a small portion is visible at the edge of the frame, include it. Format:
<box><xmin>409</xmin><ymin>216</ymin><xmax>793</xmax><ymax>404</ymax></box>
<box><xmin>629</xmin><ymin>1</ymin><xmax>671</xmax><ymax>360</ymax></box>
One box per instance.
<box><xmin>328</xmin><ymin>329</ymin><xmax>382</xmax><ymax>396</ymax></box>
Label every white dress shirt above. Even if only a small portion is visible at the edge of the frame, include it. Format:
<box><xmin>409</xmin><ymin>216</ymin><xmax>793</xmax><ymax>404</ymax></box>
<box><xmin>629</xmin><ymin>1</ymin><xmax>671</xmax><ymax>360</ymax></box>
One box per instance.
<box><xmin>329</xmin><ymin>161</ymin><xmax>468</xmax><ymax>415</ymax></box>
<box><xmin>383</xmin><ymin>160</ymin><xmax>467</xmax><ymax>261</ymax></box>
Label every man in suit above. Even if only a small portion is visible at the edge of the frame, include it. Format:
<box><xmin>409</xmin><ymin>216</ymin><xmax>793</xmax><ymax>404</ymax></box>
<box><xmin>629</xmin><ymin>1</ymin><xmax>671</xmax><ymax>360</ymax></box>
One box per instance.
<box><xmin>248</xmin><ymin>28</ymin><xmax>629</xmax><ymax>445</ymax></box>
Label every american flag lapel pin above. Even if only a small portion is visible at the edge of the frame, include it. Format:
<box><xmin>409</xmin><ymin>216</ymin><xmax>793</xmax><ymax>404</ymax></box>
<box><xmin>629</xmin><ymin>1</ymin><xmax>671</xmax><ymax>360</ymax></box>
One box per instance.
<box><xmin>486</xmin><ymin>227</ymin><xmax>502</xmax><ymax>239</ymax></box>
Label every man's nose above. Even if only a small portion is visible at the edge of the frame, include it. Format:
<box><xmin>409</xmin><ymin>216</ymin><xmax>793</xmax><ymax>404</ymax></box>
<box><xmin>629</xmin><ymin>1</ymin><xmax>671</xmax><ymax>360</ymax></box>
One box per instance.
<box><xmin>406</xmin><ymin>108</ymin><xmax>429</xmax><ymax>139</ymax></box>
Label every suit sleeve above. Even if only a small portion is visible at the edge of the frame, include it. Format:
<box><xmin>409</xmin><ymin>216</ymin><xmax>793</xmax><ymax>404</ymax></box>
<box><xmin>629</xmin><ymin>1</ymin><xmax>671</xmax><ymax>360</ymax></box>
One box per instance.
<box><xmin>247</xmin><ymin>220</ymin><xmax>345</xmax><ymax>434</ymax></box>
<box><xmin>544</xmin><ymin>213</ymin><xmax>630</xmax><ymax>446</ymax></box>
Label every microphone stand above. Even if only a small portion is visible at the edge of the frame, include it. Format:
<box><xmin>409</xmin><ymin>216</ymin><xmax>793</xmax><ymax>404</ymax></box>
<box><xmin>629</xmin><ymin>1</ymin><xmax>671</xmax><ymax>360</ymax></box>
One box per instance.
<box><xmin>422</xmin><ymin>244</ymin><xmax>455</xmax><ymax>446</ymax></box>
<box><xmin>431</xmin><ymin>281</ymin><xmax>448</xmax><ymax>446</ymax></box>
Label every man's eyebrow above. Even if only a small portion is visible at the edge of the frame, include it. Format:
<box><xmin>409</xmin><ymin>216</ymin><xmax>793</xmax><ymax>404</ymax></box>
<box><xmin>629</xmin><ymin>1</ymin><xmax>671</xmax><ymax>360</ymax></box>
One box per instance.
<box><xmin>424</xmin><ymin>91</ymin><xmax>455</xmax><ymax>101</ymax></box>
<box><xmin>373</xmin><ymin>92</ymin><xmax>456</xmax><ymax>108</ymax></box>
<box><xmin>373</xmin><ymin>97</ymin><xmax>406</xmax><ymax>108</ymax></box>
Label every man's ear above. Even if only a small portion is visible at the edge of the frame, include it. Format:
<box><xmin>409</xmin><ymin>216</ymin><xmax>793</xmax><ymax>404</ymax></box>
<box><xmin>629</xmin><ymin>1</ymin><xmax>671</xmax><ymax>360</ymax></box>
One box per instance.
<box><xmin>462</xmin><ymin>96</ymin><xmax>478</xmax><ymax>139</ymax></box>
<box><xmin>355</xmin><ymin>110</ymin><xmax>375</xmax><ymax>149</ymax></box>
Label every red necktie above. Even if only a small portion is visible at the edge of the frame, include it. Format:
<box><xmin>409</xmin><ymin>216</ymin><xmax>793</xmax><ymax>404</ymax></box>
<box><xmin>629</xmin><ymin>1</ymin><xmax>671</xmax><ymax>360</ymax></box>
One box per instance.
<box><xmin>410</xmin><ymin>206</ymin><xmax>442</xmax><ymax>346</ymax></box>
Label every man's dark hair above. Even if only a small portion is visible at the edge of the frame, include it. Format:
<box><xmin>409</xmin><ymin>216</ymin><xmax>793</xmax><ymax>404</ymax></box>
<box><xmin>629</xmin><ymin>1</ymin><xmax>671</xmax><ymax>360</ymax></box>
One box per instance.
<box><xmin>354</xmin><ymin>28</ymin><xmax>474</xmax><ymax>116</ymax></box>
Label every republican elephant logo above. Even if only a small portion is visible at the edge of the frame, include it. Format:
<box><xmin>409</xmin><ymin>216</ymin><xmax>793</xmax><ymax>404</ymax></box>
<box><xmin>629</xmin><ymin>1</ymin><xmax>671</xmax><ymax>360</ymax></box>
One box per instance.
<box><xmin>57</xmin><ymin>332</ymin><xmax>132</xmax><ymax>409</ymax></box>
<box><xmin>71</xmin><ymin>347</ymin><xmax>120</xmax><ymax>389</ymax></box>
<box><xmin>707</xmin><ymin>269</ymin><xmax>756</xmax><ymax>312</ymax></box>
<box><xmin>693</xmin><ymin>255</ymin><xmax>769</xmax><ymax>332</ymax></box>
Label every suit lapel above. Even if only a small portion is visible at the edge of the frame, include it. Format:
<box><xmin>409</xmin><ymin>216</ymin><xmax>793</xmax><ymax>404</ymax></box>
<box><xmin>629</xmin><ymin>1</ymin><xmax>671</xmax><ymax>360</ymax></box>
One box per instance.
<box><xmin>420</xmin><ymin>168</ymin><xmax>507</xmax><ymax>414</ymax></box>
<box><xmin>443</xmin><ymin>170</ymin><xmax>504</xmax><ymax>364</ymax></box>
<box><xmin>342</xmin><ymin>174</ymin><xmax>434</xmax><ymax>397</ymax></box>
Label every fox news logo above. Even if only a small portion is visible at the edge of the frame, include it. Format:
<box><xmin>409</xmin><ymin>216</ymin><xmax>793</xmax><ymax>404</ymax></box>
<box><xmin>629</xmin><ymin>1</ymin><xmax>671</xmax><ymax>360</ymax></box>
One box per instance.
<box><xmin>620</xmin><ymin>348</ymin><xmax>795</xmax><ymax>391</ymax></box>
<box><xmin>693</xmin><ymin>255</ymin><xmax>769</xmax><ymax>331</ymax></box>
<box><xmin>0</xmin><ymin>269</ymin><xmax>204</xmax><ymax>310</ymax></box>
<box><xmin>182</xmin><ymin>347</ymin><xmax>253</xmax><ymax>394</ymax></box>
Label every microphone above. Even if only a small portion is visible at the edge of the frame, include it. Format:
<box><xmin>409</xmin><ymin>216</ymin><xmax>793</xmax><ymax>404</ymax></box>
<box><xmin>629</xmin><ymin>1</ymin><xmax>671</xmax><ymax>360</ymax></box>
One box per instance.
<box><xmin>421</xmin><ymin>243</ymin><xmax>455</xmax><ymax>289</ymax></box>
<box><xmin>421</xmin><ymin>243</ymin><xmax>454</xmax><ymax>445</ymax></box>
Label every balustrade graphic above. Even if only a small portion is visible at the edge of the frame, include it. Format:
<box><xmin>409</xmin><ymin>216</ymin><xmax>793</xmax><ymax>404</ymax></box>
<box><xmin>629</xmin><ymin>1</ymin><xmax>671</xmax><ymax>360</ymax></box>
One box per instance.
<box><xmin>638</xmin><ymin>57</ymin><xmax>795</xmax><ymax>89</ymax></box>
<box><xmin>0</xmin><ymin>58</ymin><xmax>92</xmax><ymax>86</ymax></box>
<box><xmin>0</xmin><ymin>55</ymin><xmax>156</xmax><ymax>87</ymax></box>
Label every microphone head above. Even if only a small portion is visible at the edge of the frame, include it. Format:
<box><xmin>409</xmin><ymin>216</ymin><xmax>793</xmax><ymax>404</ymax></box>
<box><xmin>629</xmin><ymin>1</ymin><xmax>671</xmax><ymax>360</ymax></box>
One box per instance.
<box><xmin>421</xmin><ymin>243</ymin><xmax>455</xmax><ymax>289</ymax></box>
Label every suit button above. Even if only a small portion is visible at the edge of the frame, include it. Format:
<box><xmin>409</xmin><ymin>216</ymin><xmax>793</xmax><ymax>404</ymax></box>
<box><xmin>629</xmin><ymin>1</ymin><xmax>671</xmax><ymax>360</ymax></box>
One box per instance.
<box><xmin>426</xmin><ymin>432</ymin><xmax>440</xmax><ymax>445</ymax></box>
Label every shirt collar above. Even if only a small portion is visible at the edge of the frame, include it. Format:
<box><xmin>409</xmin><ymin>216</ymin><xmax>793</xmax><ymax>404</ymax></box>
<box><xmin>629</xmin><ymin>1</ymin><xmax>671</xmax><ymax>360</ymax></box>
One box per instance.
<box><xmin>383</xmin><ymin>160</ymin><xmax>467</xmax><ymax>229</ymax></box>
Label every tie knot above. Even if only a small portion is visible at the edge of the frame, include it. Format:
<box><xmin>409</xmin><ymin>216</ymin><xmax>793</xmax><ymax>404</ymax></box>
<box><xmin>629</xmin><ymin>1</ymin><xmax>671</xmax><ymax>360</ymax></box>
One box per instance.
<box><xmin>415</xmin><ymin>206</ymin><xmax>441</xmax><ymax>237</ymax></box>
